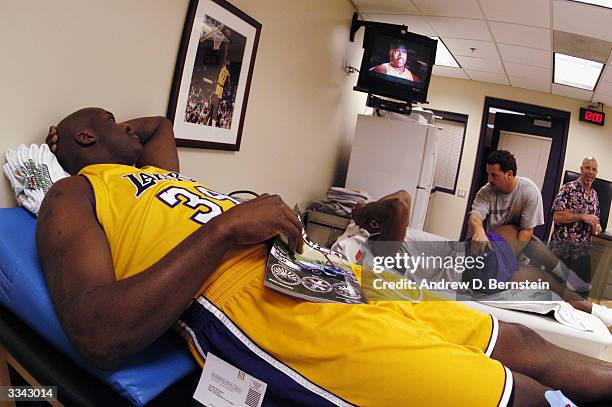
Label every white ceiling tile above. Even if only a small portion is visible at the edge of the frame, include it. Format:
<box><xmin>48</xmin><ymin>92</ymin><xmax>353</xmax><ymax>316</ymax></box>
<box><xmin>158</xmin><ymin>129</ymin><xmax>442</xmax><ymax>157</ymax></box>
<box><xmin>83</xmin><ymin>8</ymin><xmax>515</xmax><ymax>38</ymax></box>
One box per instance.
<box><xmin>363</xmin><ymin>14</ymin><xmax>438</xmax><ymax>37</ymax></box>
<box><xmin>498</xmin><ymin>44</ymin><xmax>552</xmax><ymax>68</ymax></box>
<box><xmin>488</xmin><ymin>21</ymin><xmax>551</xmax><ymax>50</ymax></box>
<box><xmin>411</xmin><ymin>0</ymin><xmax>484</xmax><ymax>19</ymax></box>
<box><xmin>425</xmin><ymin>16</ymin><xmax>492</xmax><ymax>40</ymax></box>
<box><xmin>456</xmin><ymin>55</ymin><xmax>505</xmax><ymax>72</ymax></box>
<box><xmin>442</xmin><ymin>38</ymin><xmax>500</xmax><ymax>59</ymax></box>
<box><xmin>510</xmin><ymin>76</ymin><xmax>551</xmax><ymax>93</ymax></box>
<box><xmin>479</xmin><ymin>0</ymin><xmax>551</xmax><ymax>28</ymax></box>
<box><xmin>592</xmin><ymin>93</ymin><xmax>612</xmax><ymax>105</ymax></box>
<box><xmin>551</xmin><ymin>83</ymin><xmax>594</xmax><ymax>101</ymax></box>
<box><xmin>432</xmin><ymin>65</ymin><xmax>470</xmax><ymax>79</ymax></box>
<box><xmin>553</xmin><ymin>0</ymin><xmax>612</xmax><ymax>42</ymax></box>
<box><xmin>600</xmin><ymin>66</ymin><xmax>612</xmax><ymax>83</ymax></box>
<box><xmin>465</xmin><ymin>70</ymin><xmax>509</xmax><ymax>85</ymax></box>
<box><xmin>595</xmin><ymin>81</ymin><xmax>612</xmax><ymax>96</ymax></box>
<box><xmin>352</xmin><ymin>0</ymin><xmax>419</xmax><ymax>14</ymax></box>
<box><xmin>504</xmin><ymin>62</ymin><xmax>551</xmax><ymax>81</ymax></box>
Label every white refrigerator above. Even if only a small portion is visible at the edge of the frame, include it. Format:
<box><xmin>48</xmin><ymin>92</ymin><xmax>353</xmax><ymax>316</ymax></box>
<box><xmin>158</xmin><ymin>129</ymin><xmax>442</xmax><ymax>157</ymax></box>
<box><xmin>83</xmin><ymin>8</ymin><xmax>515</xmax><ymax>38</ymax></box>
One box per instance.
<box><xmin>345</xmin><ymin>113</ymin><xmax>439</xmax><ymax>230</ymax></box>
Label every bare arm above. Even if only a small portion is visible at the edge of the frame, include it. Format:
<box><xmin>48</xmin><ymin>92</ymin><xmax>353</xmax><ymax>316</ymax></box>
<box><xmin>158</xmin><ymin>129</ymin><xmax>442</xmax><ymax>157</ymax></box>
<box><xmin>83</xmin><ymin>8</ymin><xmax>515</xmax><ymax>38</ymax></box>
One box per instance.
<box><xmin>550</xmin><ymin>187</ymin><xmax>592</xmax><ymax>226</ymax></box>
<box><xmin>552</xmin><ymin>210</ymin><xmax>596</xmax><ymax>225</ymax></box>
<box><xmin>37</xmin><ymin>178</ymin><xmax>302</xmax><ymax>370</ymax></box>
<box><xmin>352</xmin><ymin>191</ymin><xmax>410</xmax><ymax>258</ymax></box>
<box><xmin>353</xmin><ymin>190</ymin><xmax>411</xmax><ymax>241</ymax></box>
<box><xmin>121</xmin><ymin>116</ymin><xmax>180</xmax><ymax>172</ymax></box>
<box><xmin>553</xmin><ymin>211</ymin><xmax>583</xmax><ymax>224</ymax></box>
<box><xmin>47</xmin><ymin>116</ymin><xmax>180</xmax><ymax>172</ymax></box>
<box><xmin>468</xmin><ymin>212</ymin><xmax>486</xmax><ymax>236</ymax></box>
<box><xmin>469</xmin><ymin>213</ymin><xmax>491</xmax><ymax>256</ymax></box>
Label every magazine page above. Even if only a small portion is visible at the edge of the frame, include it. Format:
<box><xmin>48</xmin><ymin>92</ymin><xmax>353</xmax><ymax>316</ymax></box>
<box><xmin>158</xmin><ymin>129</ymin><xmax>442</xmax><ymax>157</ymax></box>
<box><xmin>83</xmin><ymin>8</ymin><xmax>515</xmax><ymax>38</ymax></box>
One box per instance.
<box><xmin>265</xmin><ymin>220</ymin><xmax>366</xmax><ymax>304</ymax></box>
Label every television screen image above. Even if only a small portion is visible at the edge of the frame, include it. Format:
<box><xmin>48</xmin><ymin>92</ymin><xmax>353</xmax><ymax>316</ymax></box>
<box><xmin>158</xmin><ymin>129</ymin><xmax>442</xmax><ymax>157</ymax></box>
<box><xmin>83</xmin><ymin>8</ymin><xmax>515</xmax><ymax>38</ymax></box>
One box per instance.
<box><xmin>368</xmin><ymin>34</ymin><xmax>430</xmax><ymax>86</ymax></box>
<box><xmin>355</xmin><ymin>27</ymin><xmax>437</xmax><ymax>103</ymax></box>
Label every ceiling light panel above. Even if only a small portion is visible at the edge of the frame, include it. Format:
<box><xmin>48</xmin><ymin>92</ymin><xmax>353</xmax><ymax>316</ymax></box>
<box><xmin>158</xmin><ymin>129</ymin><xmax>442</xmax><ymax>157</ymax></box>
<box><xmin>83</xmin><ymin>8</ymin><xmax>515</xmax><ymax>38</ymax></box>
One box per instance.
<box><xmin>431</xmin><ymin>37</ymin><xmax>460</xmax><ymax>67</ymax></box>
<box><xmin>553</xmin><ymin>52</ymin><xmax>604</xmax><ymax>90</ymax></box>
<box><xmin>569</xmin><ymin>0</ymin><xmax>612</xmax><ymax>8</ymax></box>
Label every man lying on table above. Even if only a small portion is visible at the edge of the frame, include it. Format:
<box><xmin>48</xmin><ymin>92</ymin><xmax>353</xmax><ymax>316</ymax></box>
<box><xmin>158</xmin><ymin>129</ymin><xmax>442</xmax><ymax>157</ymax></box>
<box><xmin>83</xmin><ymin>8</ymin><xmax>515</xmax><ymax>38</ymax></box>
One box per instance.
<box><xmin>37</xmin><ymin>107</ymin><xmax>612</xmax><ymax>406</ymax></box>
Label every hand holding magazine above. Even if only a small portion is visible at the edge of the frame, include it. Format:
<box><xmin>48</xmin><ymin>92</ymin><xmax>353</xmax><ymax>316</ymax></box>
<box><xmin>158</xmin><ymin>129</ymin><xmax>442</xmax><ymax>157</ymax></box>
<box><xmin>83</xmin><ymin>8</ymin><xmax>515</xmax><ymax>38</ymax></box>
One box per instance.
<box><xmin>265</xmin><ymin>212</ymin><xmax>366</xmax><ymax>304</ymax></box>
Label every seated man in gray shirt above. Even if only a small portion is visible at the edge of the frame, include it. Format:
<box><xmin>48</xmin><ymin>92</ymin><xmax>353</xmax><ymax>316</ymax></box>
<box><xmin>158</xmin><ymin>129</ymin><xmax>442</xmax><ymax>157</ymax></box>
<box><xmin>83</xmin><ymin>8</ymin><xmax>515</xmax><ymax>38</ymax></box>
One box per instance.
<box><xmin>469</xmin><ymin>150</ymin><xmax>544</xmax><ymax>256</ymax></box>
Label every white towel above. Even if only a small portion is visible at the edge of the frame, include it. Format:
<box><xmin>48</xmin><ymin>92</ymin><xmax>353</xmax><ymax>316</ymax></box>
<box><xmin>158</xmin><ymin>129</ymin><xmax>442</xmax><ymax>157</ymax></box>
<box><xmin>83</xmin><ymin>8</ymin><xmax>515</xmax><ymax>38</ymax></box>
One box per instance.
<box><xmin>3</xmin><ymin>144</ymin><xmax>70</xmax><ymax>215</ymax></box>
<box><xmin>479</xmin><ymin>296</ymin><xmax>600</xmax><ymax>332</ymax></box>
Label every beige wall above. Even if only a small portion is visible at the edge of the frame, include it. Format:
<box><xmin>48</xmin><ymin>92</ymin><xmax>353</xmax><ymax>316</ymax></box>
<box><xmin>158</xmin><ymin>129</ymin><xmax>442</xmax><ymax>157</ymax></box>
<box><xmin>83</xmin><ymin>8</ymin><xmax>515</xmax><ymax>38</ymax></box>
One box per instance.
<box><xmin>0</xmin><ymin>0</ymin><xmax>185</xmax><ymax>207</ymax></box>
<box><xmin>422</xmin><ymin>76</ymin><xmax>612</xmax><ymax>239</ymax></box>
<box><xmin>2</xmin><ymin>1</ymin><xmax>609</xmax><ymax>237</ymax></box>
<box><xmin>0</xmin><ymin>0</ymin><xmax>362</xmax><ymax>210</ymax></box>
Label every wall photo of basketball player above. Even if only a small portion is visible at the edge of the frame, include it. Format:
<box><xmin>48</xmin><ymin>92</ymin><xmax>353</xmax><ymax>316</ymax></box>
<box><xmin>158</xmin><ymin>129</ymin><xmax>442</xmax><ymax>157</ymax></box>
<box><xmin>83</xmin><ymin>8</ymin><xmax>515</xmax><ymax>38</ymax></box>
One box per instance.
<box><xmin>168</xmin><ymin>0</ymin><xmax>261</xmax><ymax>150</ymax></box>
<box><xmin>184</xmin><ymin>16</ymin><xmax>246</xmax><ymax>130</ymax></box>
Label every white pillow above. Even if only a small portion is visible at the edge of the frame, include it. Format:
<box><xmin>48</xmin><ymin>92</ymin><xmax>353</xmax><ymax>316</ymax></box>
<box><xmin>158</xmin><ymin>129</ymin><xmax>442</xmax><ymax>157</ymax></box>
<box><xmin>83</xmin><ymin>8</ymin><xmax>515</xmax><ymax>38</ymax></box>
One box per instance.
<box><xmin>3</xmin><ymin>144</ymin><xmax>70</xmax><ymax>216</ymax></box>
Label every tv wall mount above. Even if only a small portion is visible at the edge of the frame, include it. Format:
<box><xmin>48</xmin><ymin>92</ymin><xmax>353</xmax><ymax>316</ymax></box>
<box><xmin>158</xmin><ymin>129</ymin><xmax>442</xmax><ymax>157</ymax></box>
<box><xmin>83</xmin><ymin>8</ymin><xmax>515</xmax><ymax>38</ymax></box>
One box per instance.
<box><xmin>349</xmin><ymin>12</ymin><xmax>407</xmax><ymax>42</ymax></box>
<box><xmin>366</xmin><ymin>94</ymin><xmax>413</xmax><ymax>115</ymax></box>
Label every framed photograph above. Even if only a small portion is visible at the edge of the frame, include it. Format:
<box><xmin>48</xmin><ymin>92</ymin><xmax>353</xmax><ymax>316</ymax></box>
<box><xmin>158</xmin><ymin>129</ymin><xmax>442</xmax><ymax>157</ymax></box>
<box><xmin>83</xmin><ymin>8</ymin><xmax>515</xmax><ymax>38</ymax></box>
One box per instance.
<box><xmin>168</xmin><ymin>0</ymin><xmax>261</xmax><ymax>150</ymax></box>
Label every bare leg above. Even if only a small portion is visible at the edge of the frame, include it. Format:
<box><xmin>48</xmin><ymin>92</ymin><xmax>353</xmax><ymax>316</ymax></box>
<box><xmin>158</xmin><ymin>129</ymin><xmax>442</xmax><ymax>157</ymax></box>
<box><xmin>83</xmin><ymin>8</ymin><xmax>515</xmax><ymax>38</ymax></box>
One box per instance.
<box><xmin>512</xmin><ymin>371</ymin><xmax>551</xmax><ymax>407</ymax></box>
<box><xmin>492</xmin><ymin>225</ymin><xmax>591</xmax><ymax>295</ymax></box>
<box><xmin>492</xmin><ymin>225</ymin><xmax>522</xmax><ymax>257</ymax></box>
<box><xmin>492</xmin><ymin>225</ymin><xmax>558</xmax><ymax>269</ymax></box>
<box><xmin>522</xmin><ymin>235</ymin><xmax>559</xmax><ymax>270</ymax></box>
<box><xmin>491</xmin><ymin>322</ymin><xmax>612</xmax><ymax>403</ymax></box>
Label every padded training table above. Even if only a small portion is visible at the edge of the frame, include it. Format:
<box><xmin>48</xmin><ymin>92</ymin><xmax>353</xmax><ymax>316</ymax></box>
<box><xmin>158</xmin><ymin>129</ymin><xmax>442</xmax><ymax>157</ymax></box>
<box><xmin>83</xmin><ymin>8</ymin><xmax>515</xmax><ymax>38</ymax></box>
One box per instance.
<box><xmin>0</xmin><ymin>303</ymin><xmax>200</xmax><ymax>406</ymax></box>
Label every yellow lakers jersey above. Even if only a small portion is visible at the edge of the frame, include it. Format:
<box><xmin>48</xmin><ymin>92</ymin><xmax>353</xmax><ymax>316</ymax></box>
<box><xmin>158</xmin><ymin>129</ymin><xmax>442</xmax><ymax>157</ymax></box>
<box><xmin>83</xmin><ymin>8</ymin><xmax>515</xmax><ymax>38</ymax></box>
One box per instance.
<box><xmin>79</xmin><ymin>164</ymin><xmax>263</xmax><ymax>293</ymax></box>
<box><xmin>215</xmin><ymin>66</ymin><xmax>229</xmax><ymax>97</ymax></box>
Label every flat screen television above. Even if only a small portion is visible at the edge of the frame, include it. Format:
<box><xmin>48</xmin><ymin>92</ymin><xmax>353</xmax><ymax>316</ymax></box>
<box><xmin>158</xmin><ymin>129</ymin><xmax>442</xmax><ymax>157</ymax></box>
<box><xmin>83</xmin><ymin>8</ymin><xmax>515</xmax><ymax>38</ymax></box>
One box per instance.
<box><xmin>354</xmin><ymin>26</ymin><xmax>437</xmax><ymax>104</ymax></box>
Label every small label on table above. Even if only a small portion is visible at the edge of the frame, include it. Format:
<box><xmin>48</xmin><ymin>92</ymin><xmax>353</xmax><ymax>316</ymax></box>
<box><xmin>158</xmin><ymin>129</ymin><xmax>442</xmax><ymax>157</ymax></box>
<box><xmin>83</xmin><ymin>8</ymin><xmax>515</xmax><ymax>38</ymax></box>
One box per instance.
<box><xmin>193</xmin><ymin>352</ymin><xmax>267</xmax><ymax>407</ymax></box>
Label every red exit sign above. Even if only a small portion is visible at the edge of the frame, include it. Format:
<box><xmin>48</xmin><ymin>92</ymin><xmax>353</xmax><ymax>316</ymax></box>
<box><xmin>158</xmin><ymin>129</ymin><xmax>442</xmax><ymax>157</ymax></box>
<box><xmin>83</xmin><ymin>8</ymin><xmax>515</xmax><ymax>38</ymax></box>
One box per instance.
<box><xmin>579</xmin><ymin>107</ymin><xmax>605</xmax><ymax>126</ymax></box>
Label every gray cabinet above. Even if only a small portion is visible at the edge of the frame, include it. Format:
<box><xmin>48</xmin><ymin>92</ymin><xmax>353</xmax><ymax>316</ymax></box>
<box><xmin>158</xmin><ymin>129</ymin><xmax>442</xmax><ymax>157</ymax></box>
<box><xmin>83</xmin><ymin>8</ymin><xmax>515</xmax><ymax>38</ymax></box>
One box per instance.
<box><xmin>590</xmin><ymin>236</ymin><xmax>612</xmax><ymax>306</ymax></box>
<box><xmin>304</xmin><ymin>210</ymin><xmax>350</xmax><ymax>248</ymax></box>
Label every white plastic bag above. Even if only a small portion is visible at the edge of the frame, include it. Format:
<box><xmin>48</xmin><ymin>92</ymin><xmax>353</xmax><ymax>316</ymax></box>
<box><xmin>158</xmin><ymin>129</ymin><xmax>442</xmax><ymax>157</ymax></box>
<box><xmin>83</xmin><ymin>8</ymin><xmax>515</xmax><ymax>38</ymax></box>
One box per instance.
<box><xmin>3</xmin><ymin>144</ymin><xmax>70</xmax><ymax>215</ymax></box>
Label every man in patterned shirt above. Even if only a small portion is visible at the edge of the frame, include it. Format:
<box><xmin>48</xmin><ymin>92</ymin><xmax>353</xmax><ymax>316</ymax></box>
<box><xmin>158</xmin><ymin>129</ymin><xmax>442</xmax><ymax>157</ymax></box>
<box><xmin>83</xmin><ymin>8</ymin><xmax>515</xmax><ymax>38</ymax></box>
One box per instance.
<box><xmin>550</xmin><ymin>157</ymin><xmax>602</xmax><ymax>286</ymax></box>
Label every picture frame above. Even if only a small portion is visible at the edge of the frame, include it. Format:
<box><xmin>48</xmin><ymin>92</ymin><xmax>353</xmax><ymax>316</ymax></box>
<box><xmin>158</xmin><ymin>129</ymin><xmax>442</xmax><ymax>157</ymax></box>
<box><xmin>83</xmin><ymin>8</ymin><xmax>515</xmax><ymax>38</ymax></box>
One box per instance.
<box><xmin>167</xmin><ymin>0</ymin><xmax>261</xmax><ymax>151</ymax></box>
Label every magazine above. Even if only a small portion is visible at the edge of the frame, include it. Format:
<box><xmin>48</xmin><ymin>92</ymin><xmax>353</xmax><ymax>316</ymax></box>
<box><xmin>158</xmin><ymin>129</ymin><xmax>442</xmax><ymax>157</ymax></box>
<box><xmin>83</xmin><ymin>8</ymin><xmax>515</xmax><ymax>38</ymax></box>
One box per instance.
<box><xmin>264</xmin><ymin>215</ymin><xmax>366</xmax><ymax>304</ymax></box>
